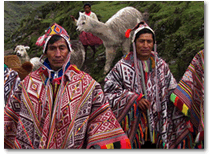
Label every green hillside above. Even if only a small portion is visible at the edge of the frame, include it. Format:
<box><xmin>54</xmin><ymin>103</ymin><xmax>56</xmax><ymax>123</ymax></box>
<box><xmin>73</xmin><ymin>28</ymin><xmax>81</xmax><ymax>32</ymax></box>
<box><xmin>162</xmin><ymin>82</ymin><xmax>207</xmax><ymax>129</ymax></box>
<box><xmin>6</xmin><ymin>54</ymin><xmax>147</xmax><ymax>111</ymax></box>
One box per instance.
<box><xmin>4</xmin><ymin>1</ymin><xmax>204</xmax><ymax>86</ymax></box>
<box><xmin>4</xmin><ymin>1</ymin><xmax>48</xmax><ymax>42</ymax></box>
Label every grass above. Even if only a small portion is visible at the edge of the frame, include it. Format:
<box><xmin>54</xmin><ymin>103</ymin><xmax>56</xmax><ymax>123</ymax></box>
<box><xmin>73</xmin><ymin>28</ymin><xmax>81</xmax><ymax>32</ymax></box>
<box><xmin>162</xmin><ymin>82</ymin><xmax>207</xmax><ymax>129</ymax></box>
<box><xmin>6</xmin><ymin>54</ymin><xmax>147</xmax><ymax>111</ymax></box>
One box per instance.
<box><xmin>92</xmin><ymin>1</ymin><xmax>129</xmax><ymax>22</ymax></box>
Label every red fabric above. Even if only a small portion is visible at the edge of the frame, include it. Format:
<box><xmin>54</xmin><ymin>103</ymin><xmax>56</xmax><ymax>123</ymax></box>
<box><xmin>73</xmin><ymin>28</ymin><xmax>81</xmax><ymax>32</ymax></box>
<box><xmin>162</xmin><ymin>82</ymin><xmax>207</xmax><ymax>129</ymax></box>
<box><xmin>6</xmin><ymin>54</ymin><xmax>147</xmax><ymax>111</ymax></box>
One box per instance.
<box><xmin>198</xmin><ymin>144</ymin><xmax>202</xmax><ymax>149</ymax></box>
<box><xmin>120</xmin><ymin>139</ymin><xmax>127</xmax><ymax>149</ymax></box>
<box><xmin>85</xmin><ymin>11</ymin><xmax>91</xmax><ymax>16</ymax></box>
<box><xmin>177</xmin><ymin>99</ymin><xmax>183</xmax><ymax>111</ymax></box>
<box><xmin>126</xmin><ymin>139</ymin><xmax>131</xmax><ymax>149</ymax></box>
<box><xmin>187</xmin><ymin>120</ymin><xmax>194</xmax><ymax>132</ymax></box>
<box><xmin>79</xmin><ymin>31</ymin><xmax>103</xmax><ymax>46</ymax></box>
<box><xmin>52</xmin><ymin>77</ymin><xmax>62</xmax><ymax>85</ymax></box>
<box><xmin>4</xmin><ymin>65</ymin><xmax>131</xmax><ymax>149</ymax></box>
<box><xmin>100</xmin><ymin>145</ymin><xmax>107</xmax><ymax>149</ymax></box>
<box><xmin>199</xmin><ymin>131</ymin><xmax>204</xmax><ymax>141</ymax></box>
<box><xmin>174</xmin><ymin>96</ymin><xmax>179</xmax><ymax>107</ymax></box>
<box><xmin>136</xmin><ymin>93</ymin><xmax>144</xmax><ymax>103</ymax></box>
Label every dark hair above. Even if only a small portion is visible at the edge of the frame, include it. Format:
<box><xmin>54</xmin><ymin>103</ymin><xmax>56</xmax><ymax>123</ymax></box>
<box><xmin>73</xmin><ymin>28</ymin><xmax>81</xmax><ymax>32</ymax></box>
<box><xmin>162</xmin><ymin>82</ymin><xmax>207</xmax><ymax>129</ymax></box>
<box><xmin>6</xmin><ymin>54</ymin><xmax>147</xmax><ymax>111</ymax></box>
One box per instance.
<box><xmin>45</xmin><ymin>35</ymin><xmax>70</xmax><ymax>53</ymax></box>
<box><xmin>134</xmin><ymin>28</ymin><xmax>155</xmax><ymax>44</ymax></box>
<box><xmin>83</xmin><ymin>3</ymin><xmax>91</xmax><ymax>8</ymax></box>
<box><xmin>48</xmin><ymin>34</ymin><xmax>63</xmax><ymax>45</ymax></box>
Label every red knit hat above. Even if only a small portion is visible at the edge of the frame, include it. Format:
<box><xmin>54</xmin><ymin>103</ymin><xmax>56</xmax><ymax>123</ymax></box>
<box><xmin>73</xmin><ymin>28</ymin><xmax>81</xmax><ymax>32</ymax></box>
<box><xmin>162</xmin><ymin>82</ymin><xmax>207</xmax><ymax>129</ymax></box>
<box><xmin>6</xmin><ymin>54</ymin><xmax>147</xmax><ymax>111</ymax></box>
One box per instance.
<box><xmin>125</xmin><ymin>20</ymin><xmax>155</xmax><ymax>42</ymax></box>
<box><xmin>36</xmin><ymin>23</ymin><xmax>72</xmax><ymax>53</ymax></box>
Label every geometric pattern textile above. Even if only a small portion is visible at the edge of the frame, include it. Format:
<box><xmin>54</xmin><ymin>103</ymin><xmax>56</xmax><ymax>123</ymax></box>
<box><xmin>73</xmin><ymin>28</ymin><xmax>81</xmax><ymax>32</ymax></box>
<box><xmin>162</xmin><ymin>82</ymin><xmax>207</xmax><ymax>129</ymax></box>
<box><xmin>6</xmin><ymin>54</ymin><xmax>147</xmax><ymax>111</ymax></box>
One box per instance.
<box><xmin>4</xmin><ymin>64</ymin><xmax>131</xmax><ymax>149</ymax></box>
<box><xmin>4</xmin><ymin>66</ymin><xmax>20</xmax><ymax>106</ymax></box>
<box><xmin>104</xmin><ymin>51</ymin><xmax>189</xmax><ymax>149</ymax></box>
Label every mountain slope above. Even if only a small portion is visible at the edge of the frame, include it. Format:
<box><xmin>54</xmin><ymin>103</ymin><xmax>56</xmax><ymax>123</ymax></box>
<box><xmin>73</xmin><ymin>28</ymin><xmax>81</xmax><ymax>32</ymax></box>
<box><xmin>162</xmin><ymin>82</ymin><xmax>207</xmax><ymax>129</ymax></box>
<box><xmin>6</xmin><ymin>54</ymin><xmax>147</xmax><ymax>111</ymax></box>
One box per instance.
<box><xmin>4</xmin><ymin>1</ymin><xmax>204</xmax><ymax>85</ymax></box>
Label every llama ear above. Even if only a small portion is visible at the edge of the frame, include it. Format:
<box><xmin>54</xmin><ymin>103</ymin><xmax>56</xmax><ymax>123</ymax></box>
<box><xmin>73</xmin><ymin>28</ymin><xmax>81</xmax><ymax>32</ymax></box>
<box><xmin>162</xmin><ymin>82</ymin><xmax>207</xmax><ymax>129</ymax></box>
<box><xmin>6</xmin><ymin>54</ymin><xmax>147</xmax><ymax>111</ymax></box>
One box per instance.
<box><xmin>24</xmin><ymin>46</ymin><xmax>30</xmax><ymax>50</ymax></box>
<box><xmin>79</xmin><ymin>12</ymin><xmax>86</xmax><ymax>20</ymax></box>
<box><xmin>14</xmin><ymin>46</ymin><xmax>19</xmax><ymax>53</ymax></box>
<box><xmin>79</xmin><ymin>12</ymin><xmax>85</xmax><ymax>16</ymax></box>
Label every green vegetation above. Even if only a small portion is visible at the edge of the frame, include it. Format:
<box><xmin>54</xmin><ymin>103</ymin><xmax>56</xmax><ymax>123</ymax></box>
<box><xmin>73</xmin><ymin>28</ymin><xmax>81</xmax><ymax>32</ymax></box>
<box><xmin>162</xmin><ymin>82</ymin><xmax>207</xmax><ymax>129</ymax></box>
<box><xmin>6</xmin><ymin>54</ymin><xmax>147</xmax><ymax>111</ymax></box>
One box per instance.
<box><xmin>4</xmin><ymin>1</ymin><xmax>204</xmax><ymax>86</ymax></box>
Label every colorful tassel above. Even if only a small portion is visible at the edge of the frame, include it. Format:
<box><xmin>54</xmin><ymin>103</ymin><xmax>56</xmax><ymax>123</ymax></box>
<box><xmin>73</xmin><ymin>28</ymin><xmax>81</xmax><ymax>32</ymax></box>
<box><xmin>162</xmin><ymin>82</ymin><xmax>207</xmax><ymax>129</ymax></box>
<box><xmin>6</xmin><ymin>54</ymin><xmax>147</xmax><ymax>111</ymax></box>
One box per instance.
<box><xmin>106</xmin><ymin>143</ymin><xmax>114</xmax><ymax>149</ymax></box>
<box><xmin>170</xmin><ymin>93</ymin><xmax>190</xmax><ymax>117</ymax></box>
<box><xmin>152</xmin><ymin>130</ymin><xmax>155</xmax><ymax>143</ymax></box>
<box><xmin>139</xmin><ymin>124</ymin><xmax>144</xmax><ymax>139</ymax></box>
<box><xmin>126</xmin><ymin>115</ymin><xmax>129</xmax><ymax>131</ymax></box>
<box><xmin>125</xmin><ymin>29</ymin><xmax>132</xmax><ymax>38</ymax></box>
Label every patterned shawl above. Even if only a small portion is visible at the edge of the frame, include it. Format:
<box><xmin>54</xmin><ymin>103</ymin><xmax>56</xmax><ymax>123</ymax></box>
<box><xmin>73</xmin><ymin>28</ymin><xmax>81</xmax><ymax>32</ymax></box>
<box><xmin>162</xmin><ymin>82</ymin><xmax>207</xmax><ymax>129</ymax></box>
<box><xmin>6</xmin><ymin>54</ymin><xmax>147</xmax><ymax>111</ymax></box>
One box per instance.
<box><xmin>170</xmin><ymin>50</ymin><xmax>204</xmax><ymax>148</ymax></box>
<box><xmin>104</xmin><ymin>51</ymin><xmax>190</xmax><ymax>148</ymax></box>
<box><xmin>4</xmin><ymin>64</ymin><xmax>131</xmax><ymax>149</ymax></box>
<box><xmin>4</xmin><ymin>65</ymin><xmax>20</xmax><ymax>106</ymax></box>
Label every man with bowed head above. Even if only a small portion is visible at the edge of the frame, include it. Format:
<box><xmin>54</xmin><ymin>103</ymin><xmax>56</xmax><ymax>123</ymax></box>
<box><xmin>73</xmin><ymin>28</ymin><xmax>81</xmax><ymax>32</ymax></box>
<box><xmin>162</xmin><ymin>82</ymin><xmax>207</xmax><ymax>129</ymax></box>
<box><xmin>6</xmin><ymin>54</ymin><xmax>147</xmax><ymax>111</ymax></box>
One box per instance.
<box><xmin>4</xmin><ymin>23</ymin><xmax>131</xmax><ymax>149</ymax></box>
<box><xmin>104</xmin><ymin>21</ymin><xmax>190</xmax><ymax>148</ymax></box>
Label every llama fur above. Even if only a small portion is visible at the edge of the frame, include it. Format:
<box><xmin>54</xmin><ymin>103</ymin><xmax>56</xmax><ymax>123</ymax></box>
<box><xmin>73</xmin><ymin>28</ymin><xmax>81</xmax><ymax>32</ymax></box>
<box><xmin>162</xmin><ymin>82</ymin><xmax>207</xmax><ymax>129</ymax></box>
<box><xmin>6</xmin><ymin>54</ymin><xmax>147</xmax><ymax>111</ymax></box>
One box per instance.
<box><xmin>14</xmin><ymin>45</ymin><xmax>30</xmax><ymax>64</ymax></box>
<box><xmin>70</xmin><ymin>40</ymin><xmax>85</xmax><ymax>69</ymax></box>
<box><xmin>76</xmin><ymin>6</ymin><xmax>143</xmax><ymax>74</ymax></box>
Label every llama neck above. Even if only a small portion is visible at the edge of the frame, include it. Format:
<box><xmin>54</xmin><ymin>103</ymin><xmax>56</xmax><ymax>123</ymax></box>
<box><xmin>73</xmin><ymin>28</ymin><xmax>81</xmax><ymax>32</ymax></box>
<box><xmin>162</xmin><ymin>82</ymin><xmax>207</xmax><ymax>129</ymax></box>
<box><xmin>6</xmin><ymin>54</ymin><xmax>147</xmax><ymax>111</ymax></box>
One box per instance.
<box><xmin>26</xmin><ymin>55</ymin><xmax>30</xmax><ymax>61</ymax></box>
<box><xmin>87</xmin><ymin>19</ymin><xmax>111</xmax><ymax>41</ymax></box>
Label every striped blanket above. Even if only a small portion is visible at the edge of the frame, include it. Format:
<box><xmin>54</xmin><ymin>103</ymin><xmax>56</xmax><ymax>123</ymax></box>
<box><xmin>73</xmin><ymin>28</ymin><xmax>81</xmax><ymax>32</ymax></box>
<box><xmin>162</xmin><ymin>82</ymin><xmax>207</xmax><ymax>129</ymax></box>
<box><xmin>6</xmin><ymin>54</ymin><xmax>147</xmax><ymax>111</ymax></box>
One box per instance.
<box><xmin>170</xmin><ymin>50</ymin><xmax>204</xmax><ymax>148</ymax></box>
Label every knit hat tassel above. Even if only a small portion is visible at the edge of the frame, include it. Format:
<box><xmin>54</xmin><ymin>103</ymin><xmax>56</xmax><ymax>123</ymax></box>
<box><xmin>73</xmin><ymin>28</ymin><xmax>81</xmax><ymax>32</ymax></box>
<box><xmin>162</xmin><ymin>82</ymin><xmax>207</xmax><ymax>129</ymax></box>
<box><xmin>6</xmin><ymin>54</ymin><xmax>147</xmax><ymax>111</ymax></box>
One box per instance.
<box><xmin>125</xmin><ymin>29</ymin><xmax>132</xmax><ymax>38</ymax></box>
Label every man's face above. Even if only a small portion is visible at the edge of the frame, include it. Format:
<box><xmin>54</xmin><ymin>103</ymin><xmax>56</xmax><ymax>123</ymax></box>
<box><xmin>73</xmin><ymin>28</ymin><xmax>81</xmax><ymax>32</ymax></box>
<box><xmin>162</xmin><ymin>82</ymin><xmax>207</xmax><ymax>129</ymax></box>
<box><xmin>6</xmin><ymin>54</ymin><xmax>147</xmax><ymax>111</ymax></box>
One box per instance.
<box><xmin>84</xmin><ymin>6</ymin><xmax>91</xmax><ymax>13</ymax></box>
<box><xmin>135</xmin><ymin>33</ymin><xmax>154</xmax><ymax>60</ymax></box>
<box><xmin>46</xmin><ymin>38</ymin><xmax>69</xmax><ymax>71</ymax></box>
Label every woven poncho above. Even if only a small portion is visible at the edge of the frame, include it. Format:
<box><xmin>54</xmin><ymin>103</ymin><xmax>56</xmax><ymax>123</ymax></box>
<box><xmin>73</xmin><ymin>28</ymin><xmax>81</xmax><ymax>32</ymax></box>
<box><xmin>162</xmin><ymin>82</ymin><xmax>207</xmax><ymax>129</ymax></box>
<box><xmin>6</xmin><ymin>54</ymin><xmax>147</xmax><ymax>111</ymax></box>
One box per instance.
<box><xmin>170</xmin><ymin>50</ymin><xmax>204</xmax><ymax>149</ymax></box>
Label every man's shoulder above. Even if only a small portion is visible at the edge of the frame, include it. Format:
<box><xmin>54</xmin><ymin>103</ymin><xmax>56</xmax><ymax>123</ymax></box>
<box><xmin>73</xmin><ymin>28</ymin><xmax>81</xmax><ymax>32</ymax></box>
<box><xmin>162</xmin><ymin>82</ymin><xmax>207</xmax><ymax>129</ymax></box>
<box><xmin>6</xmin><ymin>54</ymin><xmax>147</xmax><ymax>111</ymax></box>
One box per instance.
<box><xmin>150</xmin><ymin>52</ymin><xmax>167</xmax><ymax>66</ymax></box>
<box><xmin>25</xmin><ymin>68</ymin><xmax>41</xmax><ymax>78</ymax></box>
<box><xmin>90</xmin><ymin>11</ymin><xmax>97</xmax><ymax>15</ymax></box>
<box><xmin>90</xmin><ymin>12</ymin><xmax>98</xmax><ymax>19</ymax></box>
<box><xmin>121</xmin><ymin>52</ymin><xmax>134</xmax><ymax>66</ymax></box>
<box><xmin>107</xmin><ymin>52</ymin><xmax>134</xmax><ymax>74</ymax></box>
<box><xmin>67</xmin><ymin>64</ymin><xmax>95</xmax><ymax>81</ymax></box>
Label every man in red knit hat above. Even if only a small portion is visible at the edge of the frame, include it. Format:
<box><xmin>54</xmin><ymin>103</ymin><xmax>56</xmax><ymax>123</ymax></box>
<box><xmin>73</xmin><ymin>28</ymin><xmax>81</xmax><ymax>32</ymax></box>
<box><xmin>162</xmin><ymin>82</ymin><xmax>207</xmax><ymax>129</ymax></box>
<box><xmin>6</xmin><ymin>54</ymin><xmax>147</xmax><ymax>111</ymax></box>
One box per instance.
<box><xmin>104</xmin><ymin>21</ymin><xmax>190</xmax><ymax>149</ymax></box>
<box><xmin>4</xmin><ymin>23</ymin><xmax>131</xmax><ymax>149</ymax></box>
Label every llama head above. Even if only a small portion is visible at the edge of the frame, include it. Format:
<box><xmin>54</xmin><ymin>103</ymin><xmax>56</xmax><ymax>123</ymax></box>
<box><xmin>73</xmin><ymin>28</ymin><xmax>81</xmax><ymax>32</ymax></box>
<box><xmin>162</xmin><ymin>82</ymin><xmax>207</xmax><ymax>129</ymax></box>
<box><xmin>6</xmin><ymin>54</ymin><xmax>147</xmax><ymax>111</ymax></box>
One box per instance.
<box><xmin>14</xmin><ymin>45</ymin><xmax>30</xmax><ymax>58</ymax></box>
<box><xmin>76</xmin><ymin>12</ymin><xmax>92</xmax><ymax>32</ymax></box>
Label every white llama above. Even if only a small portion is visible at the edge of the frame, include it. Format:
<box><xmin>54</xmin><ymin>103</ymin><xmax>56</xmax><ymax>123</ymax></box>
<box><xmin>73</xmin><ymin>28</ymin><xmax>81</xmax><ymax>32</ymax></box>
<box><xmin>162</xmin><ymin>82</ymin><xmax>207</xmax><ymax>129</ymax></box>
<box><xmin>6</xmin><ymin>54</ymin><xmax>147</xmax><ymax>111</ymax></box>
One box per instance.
<box><xmin>76</xmin><ymin>6</ymin><xmax>143</xmax><ymax>74</ymax></box>
<box><xmin>14</xmin><ymin>45</ymin><xmax>42</xmax><ymax>71</ymax></box>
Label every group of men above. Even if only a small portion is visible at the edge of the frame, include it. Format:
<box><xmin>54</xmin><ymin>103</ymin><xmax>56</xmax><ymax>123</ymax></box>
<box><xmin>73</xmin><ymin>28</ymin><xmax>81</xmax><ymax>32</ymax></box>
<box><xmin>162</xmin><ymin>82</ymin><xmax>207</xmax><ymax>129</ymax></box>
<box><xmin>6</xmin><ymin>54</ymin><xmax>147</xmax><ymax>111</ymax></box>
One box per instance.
<box><xmin>4</xmin><ymin>3</ymin><xmax>204</xmax><ymax>149</ymax></box>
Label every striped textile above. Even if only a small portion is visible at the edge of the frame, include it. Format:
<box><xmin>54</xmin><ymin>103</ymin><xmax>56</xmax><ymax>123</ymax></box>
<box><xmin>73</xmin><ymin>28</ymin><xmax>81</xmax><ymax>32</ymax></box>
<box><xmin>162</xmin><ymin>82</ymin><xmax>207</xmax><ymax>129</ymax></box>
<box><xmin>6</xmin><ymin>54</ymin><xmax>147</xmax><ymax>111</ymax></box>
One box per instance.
<box><xmin>4</xmin><ymin>64</ymin><xmax>131</xmax><ymax>149</ymax></box>
<box><xmin>170</xmin><ymin>50</ymin><xmax>204</xmax><ymax>148</ymax></box>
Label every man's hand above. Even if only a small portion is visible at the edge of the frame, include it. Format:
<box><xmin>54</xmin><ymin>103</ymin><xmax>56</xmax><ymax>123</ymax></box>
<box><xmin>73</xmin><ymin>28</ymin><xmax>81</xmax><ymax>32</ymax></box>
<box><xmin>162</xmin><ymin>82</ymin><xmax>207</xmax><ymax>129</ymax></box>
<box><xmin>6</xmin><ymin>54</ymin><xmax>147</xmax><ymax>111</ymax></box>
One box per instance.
<box><xmin>137</xmin><ymin>98</ymin><xmax>150</xmax><ymax>112</ymax></box>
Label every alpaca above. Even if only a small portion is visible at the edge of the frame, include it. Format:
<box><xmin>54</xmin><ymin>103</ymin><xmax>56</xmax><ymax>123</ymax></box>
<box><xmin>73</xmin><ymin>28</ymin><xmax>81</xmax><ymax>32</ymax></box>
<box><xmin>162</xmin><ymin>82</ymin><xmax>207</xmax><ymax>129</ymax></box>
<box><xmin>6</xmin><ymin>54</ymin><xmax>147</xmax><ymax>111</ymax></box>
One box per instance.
<box><xmin>76</xmin><ymin>6</ymin><xmax>143</xmax><ymax>74</ymax></box>
<box><xmin>14</xmin><ymin>45</ymin><xmax>30</xmax><ymax>64</ymax></box>
<box><xmin>14</xmin><ymin>45</ymin><xmax>42</xmax><ymax>71</ymax></box>
<box><xmin>70</xmin><ymin>40</ymin><xmax>85</xmax><ymax>69</ymax></box>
